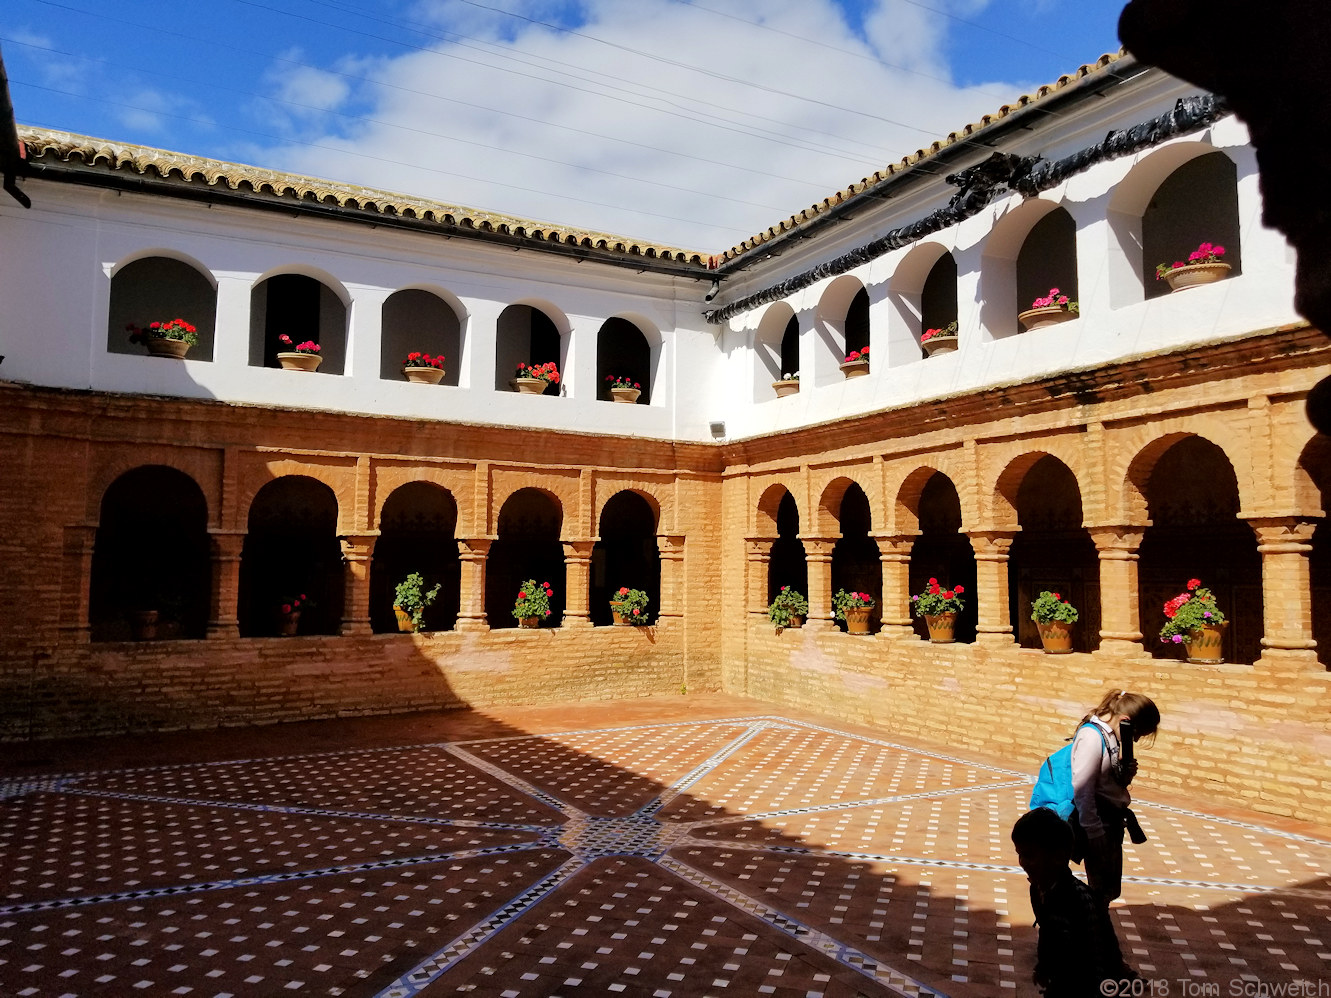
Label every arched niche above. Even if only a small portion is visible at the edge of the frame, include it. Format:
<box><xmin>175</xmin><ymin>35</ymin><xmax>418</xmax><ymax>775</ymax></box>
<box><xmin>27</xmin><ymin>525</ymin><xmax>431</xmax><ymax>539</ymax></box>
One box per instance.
<box><xmin>89</xmin><ymin>466</ymin><xmax>210</xmax><ymax>641</ymax></box>
<box><xmin>829</xmin><ymin>482</ymin><xmax>881</xmax><ymax>633</ymax></box>
<box><xmin>888</xmin><ymin>241</ymin><xmax>956</xmax><ymax>364</ymax></box>
<box><xmin>371</xmin><ymin>482</ymin><xmax>460</xmax><ymax>632</ymax></box>
<box><xmin>486</xmin><ymin>488</ymin><xmax>565</xmax><ymax>627</ymax></box>
<box><xmin>981</xmin><ymin>199</ymin><xmax>1077</xmax><ymax>339</ymax></box>
<box><xmin>596</xmin><ymin>317</ymin><xmax>652</xmax><ymax>403</ymax></box>
<box><xmin>591</xmin><ymin>491</ymin><xmax>660</xmax><ymax>625</ymax></box>
<box><xmin>249</xmin><ymin>271</ymin><xmax>349</xmax><ymax>375</ymax></box>
<box><xmin>239</xmin><ymin>475</ymin><xmax>343</xmax><ymax>636</ymax></box>
<box><xmin>767</xmin><ymin>490</ymin><xmax>808</xmax><ymax>605</ymax></box>
<box><xmin>908</xmin><ymin>472</ymin><xmax>977</xmax><ymax>643</ymax></box>
<box><xmin>381</xmin><ymin>289</ymin><xmax>463</xmax><ymax>386</ymax></box>
<box><xmin>814</xmin><ymin>275</ymin><xmax>868</xmax><ymax>383</ymax></box>
<box><xmin>108</xmin><ymin>255</ymin><xmax>217</xmax><ymax>360</ymax></box>
<box><xmin>495</xmin><ymin>303</ymin><xmax>566</xmax><ymax>391</ymax></box>
<box><xmin>1141</xmin><ymin>151</ymin><xmax>1241</xmax><ymax>300</ymax></box>
<box><xmin>753</xmin><ymin>302</ymin><xmax>797</xmax><ymax>400</ymax></box>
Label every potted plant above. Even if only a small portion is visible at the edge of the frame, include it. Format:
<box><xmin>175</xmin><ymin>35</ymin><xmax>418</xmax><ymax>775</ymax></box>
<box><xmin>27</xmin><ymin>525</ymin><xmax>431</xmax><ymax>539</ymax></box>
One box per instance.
<box><xmin>772</xmin><ymin>371</ymin><xmax>800</xmax><ymax>397</ymax></box>
<box><xmin>767</xmin><ymin>586</ymin><xmax>809</xmax><ymax>630</ymax></box>
<box><xmin>921</xmin><ymin>321</ymin><xmax>959</xmax><ymax>357</ymax></box>
<box><xmin>832</xmin><ymin>588</ymin><xmax>876</xmax><ymax>634</ymax></box>
<box><xmin>1156</xmin><ymin>242</ymin><xmax>1231</xmax><ymax>292</ymax></box>
<box><xmin>839</xmin><ymin>346</ymin><xmax>870</xmax><ymax>378</ymax></box>
<box><xmin>1160</xmin><ymin>577</ymin><xmax>1228</xmax><ymax>663</ymax></box>
<box><xmin>393</xmin><ymin>572</ymin><xmax>441</xmax><ymax>632</ymax></box>
<box><xmin>402</xmin><ymin>352</ymin><xmax>446</xmax><ymax>385</ymax></box>
<box><xmin>1018</xmin><ymin>288</ymin><xmax>1079</xmax><ymax>331</ymax></box>
<box><xmin>609</xmin><ymin>586</ymin><xmax>651</xmax><ymax>625</ymax></box>
<box><xmin>127</xmin><ymin>318</ymin><xmax>199</xmax><ymax>359</ymax></box>
<box><xmin>276</xmin><ymin>334</ymin><xmax>322</xmax><ymax>372</ymax></box>
<box><xmin>511</xmin><ymin>361</ymin><xmax>560</xmax><ymax>394</ymax></box>
<box><xmin>512</xmin><ymin>579</ymin><xmax>554</xmax><ymax>627</ymax></box>
<box><xmin>277</xmin><ymin>592</ymin><xmax>309</xmax><ymax>636</ymax></box>
<box><xmin>1030</xmin><ymin>590</ymin><xmax>1078</xmax><ymax>654</ymax></box>
<box><xmin>911</xmin><ymin>578</ymin><xmax>964</xmax><ymax>643</ymax></box>
<box><xmin>604</xmin><ymin>374</ymin><xmax>643</xmax><ymax>404</ymax></box>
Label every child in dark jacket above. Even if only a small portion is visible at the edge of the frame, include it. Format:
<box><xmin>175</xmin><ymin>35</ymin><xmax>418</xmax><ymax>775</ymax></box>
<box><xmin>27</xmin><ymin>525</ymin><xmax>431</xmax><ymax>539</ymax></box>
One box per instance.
<box><xmin>1012</xmin><ymin>807</ymin><xmax>1131</xmax><ymax>996</ymax></box>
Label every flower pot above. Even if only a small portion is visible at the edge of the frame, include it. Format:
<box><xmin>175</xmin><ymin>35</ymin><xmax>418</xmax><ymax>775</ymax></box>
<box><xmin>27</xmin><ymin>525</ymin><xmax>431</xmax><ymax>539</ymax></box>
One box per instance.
<box><xmin>278</xmin><ymin>610</ymin><xmax>301</xmax><ymax>636</ymax></box>
<box><xmin>518</xmin><ymin>616</ymin><xmax>540</xmax><ymax>628</ymax></box>
<box><xmin>1183</xmin><ymin>621</ymin><xmax>1228</xmax><ymax>664</ymax></box>
<box><xmin>839</xmin><ymin>359</ymin><xmax>869</xmax><ymax>378</ymax></box>
<box><xmin>511</xmin><ymin>377</ymin><xmax>550</xmax><ymax>395</ymax></box>
<box><xmin>277</xmin><ymin>351</ymin><xmax>322</xmax><ymax>372</ymax></box>
<box><xmin>1017</xmin><ymin>306</ymin><xmax>1077</xmax><ymax>331</ymax></box>
<box><xmin>922</xmin><ymin>334</ymin><xmax>958</xmax><ymax>356</ymax></box>
<box><xmin>145</xmin><ymin>338</ymin><xmax>190</xmax><ymax>359</ymax></box>
<box><xmin>843</xmin><ymin>606</ymin><xmax>872</xmax><ymax>634</ymax></box>
<box><xmin>1036</xmin><ymin>620</ymin><xmax>1074</xmax><ymax>654</ymax></box>
<box><xmin>403</xmin><ymin>366</ymin><xmax>445</xmax><ymax>384</ymax></box>
<box><xmin>787</xmin><ymin>614</ymin><xmax>804</xmax><ymax>629</ymax></box>
<box><xmin>394</xmin><ymin>606</ymin><xmax>416</xmax><ymax>632</ymax></box>
<box><xmin>609</xmin><ymin>386</ymin><xmax>641</xmax><ymax>404</ymax></box>
<box><xmin>772</xmin><ymin>379</ymin><xmax>799</xmax><ymax>398</ymax></box>
<box><xmin>925</xmin><ymin>611</ymin><xmax>957</xmax><ymax>643</ymax></box>
<box><xmin>610</xmin><ymin>602</ymin><xmax>646</xmax><ymax>625</ymax></box>
<box><xmin>130</xmin><ymin>609</ymin><xmax>159</xmax><ymax>640</ymax></box>
<box><xmin>1163</xmin><ymin>261</ymin><xmax>1232</xmax><ymax>292</ymax></box>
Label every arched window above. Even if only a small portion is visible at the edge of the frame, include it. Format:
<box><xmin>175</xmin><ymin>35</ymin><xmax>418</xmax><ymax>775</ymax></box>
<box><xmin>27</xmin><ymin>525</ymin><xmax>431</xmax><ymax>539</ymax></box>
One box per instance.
<box><xmin>1142</xmin><ymin>152</ymin><xmax>1241</xmax><ymax>299</ymax></box>
<box><xmin>920</xmin><ymin>252</ymin><xmax>958</xmax><ymax>351</ymax></box>
<box><xmin>1016</xmin><ymin>207</ymin><xmax>1078</xmax><ymax>320</ymax></box>
<box><xmin>108</xmin><ymin>256</ymin><xmax>216</xmax><ymax>360</ymax></box>
<box><xmin>829</xmin><ymin>483</ymin><xmax>880</xmax><ymax>633</ymax></box>
<box><xmin>381</xmin><ymin>290</ymin><xmax>462</xmax><ymax>385</ymax></box>
<box><xmin>250</xmin><ymin>274</ymin><xmax>348</xmax><ymax>374</ymax></box>
<box><xmin>486</xmin><ymin>489</ymin><xmax>565</xmax><ymax>627</ymax></box>
<box><xmin>371</xmin><ymin>482</ymin><xmax>460</xmax><ymax>632</ymax></box>
<box><xmin>767</xmin><ymin>491</ymin><xmax>808</xmax><ymax>604</ymax></box>
<box><xmin>780</xmin><ymin>315</ymin><xmax>799</xmax><ymax>378</ymax></box>
<box><xmin>495</xmin><ymin>305</ymin><xmax>562</xmax><ymax>391</ymax></box>
<box><xmin>238</xmin><ymin>476</ymin><xmax>343</xmax><ymax>636</ymax></box>
<box><xmin>89</xmin><ymin>466</ymin><xmax>210</xmax><ymax>641</ymax></box>
<box><xmin>591</xmin><ymin>491</ymin><xmax>660</xmax><ymax>625</ymax></box>
<box><xmin>596</xmin><ymin>318</ymin><xmax>651</xmax><ymax>403</ymax></box>
<box><xmin>909</xmin><ymin>473</ymin><xmax>977</xmax><ymax>643</ymax></box>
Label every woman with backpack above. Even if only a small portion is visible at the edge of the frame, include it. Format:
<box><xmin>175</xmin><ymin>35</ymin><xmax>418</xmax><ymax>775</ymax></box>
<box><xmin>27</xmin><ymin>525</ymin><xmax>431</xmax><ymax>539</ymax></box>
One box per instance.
<box><xmin>1072</xmin><ymin>689</ymin><xmax>1161</xmax><ymax>905</ymax></box>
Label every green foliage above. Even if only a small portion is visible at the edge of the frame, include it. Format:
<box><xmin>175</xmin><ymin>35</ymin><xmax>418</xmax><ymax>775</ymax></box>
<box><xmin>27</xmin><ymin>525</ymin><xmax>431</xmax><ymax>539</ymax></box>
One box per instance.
<box><xmin>1030</xmin><ymin>590</ymin><xmax>1079</xmax><ymax>624</ymax></box>
<box><xmin>911</xmin><ymin>578</ymin><xmax>964</xmax><ymax>617</ymax></box>
<box><xmin>1159</xmin><ymin>579</ymin><xmax>1226</xmax><ymax>643</ymax></box>
<box><xmin>610</xmin><ymin>586</ymin><xmax>651</xmax><ymax>623</ymax></box>
<box><xmin>767</xmin><ymin>586</ymin><xmax>809</xmax><ymax>627</ymax></box>
<box><xmin>512</xmin><ymin>579</ymin><xmax>554</xmax><ymax>621</ymax></box>
<box><xmin>832</xmin><ymin>588</ymin><xmax>875</xmax><ymax>621</ymax></box>
<box><xmin>394</xmin><ymin>572</ymin><xmax>440</xmax><ymax>630</ymax></box>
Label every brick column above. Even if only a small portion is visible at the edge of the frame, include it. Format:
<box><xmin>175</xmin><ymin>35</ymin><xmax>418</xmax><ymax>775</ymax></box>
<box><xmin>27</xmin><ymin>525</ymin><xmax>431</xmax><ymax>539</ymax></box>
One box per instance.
<box><xmin>206</xmin><ymin>529</ymin><xmax>246</xmax><ymax>639</ymax></box>
<box><xmin>59</xmin><ymin>523</ymin><xmax>97</xmax><ymax>646</ymax></box>
<box><xmin>339</xmin><ymin>533</ymin><xmax>377</xmax><ymax>636</ymax></box>
<box><xmin>966</xmin><ymin>530</ymin><xmax>1016</xmax><ymax>646</ymax></box>
<box><xmin>745</xmin><ymin>536</ymin><xmax>776</xmax><ymax>616</ymax></box>
<box><xmin>657</xmin><ymin>534</ymin><xmax>685</xmax><ymax>619</ymax></box>
<box><xmin>1247</xmin><ymin>516</ymin><xmax>1321</xmax><ymax>665</ymax></box>
<box><xmin>1089</xmin><ymin>525</ymin><xmax>1146</xmax><ymax>655</ymax></box>
<box><xmin>456</xmin><ymin>537</ymin><xmax>492</xmax><ymax>632</ymax></box>
<box><xmin>562</xmin><ymin>539</ymin><xmax>596</xmax><ymax>628</ymax></box>
<box><xmin>799</xmin><ymin>536</ymin><xmax>838</xmax><ymax>630</ymax></box>
<box><xmin>873</xmin><ymin>532</ymin><xmax>919</xmax><ymax>640</ymax></box>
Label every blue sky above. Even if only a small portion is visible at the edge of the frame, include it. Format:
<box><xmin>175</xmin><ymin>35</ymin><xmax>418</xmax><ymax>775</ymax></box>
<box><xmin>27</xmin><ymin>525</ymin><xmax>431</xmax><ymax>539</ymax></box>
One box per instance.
<box><xmin>3</xmin><ymin>0</ymin><xmax>1129</xmax><ymax>250</ymax></box>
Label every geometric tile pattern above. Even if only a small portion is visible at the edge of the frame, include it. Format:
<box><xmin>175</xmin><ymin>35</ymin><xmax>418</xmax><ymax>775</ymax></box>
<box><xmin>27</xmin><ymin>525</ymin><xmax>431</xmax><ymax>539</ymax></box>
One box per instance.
<box><xmin>2</xmin><ymin>709</ymin><xmax>1329</xmax><ymax>996</ymax></box>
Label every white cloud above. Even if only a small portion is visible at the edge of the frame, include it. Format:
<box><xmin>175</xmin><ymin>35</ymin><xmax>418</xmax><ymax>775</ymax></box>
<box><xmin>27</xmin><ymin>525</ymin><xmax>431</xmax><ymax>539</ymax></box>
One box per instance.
<box><xmin>250</xmin><ymin>0</ymin><xmax>1038</xmax><ymax>251</ymax></box>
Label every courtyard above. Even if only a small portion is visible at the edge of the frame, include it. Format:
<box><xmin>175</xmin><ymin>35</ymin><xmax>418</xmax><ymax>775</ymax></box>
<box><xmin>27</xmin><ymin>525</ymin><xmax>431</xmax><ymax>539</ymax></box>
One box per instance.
<box><xmin>2</xmin><ymin>695</ymin><xmax>1328</xmax><ymax>997</ymax></box>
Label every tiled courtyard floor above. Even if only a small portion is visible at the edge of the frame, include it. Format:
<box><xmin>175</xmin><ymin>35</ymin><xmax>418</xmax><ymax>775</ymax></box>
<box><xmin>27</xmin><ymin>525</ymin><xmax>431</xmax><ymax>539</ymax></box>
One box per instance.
<box><xmin>2</xmin><ymin>695</ymin><xmax>1329</xmax><ymax>997</ymax></box>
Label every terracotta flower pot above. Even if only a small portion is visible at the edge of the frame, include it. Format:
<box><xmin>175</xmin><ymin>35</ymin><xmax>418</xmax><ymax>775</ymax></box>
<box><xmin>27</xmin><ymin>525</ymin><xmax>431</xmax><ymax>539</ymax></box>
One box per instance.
<box><xmin>925</xmin><ymin>611</ymin><xmax>957</xmax><ymax>643</ymax></box>
<box><xmin>1163</xmin><ymin>261</ymin><xmax>1232</xmax><ymax>292</ymax></box>
<box><xmin>1183</xmin><ymin>621</ymin><xmax>1228</xmax><ymax>663</ymax></box>
<box><xmin>278</xmin><ymin>610</ymin><xmax>301</xmax><ymax>636</ymax></box>
<box><xmin>130</xmin><ymin>609</ymin><xmax>159</xmax><ymax>640</ymax></box>
<box><xmin>772</xmin><ymin>379</ymin><xmax>800</xmax><ymax>397</ymax></box>
<box><xmin>277</xmin><ymin>351</ymin><xmax>322</xmax><ymax>372</ymax></box>
<box><xmin>786</xmin><ymin>614</ymin><xmax>804</xmax><ymax>629</ymax></box>
<box><xmin>394</xmin><ymin>606</ymin><xmax>416</xmax><ymax>632</ymax></box>
<box><xmin>843</xmin><ymin>606</ymin><xmax>872</xmax><ymax>634</ymax></box>
<box><xmin>1036</xmin><ymin>620</ymin><xmax>1074</xmax><ymax>654</ymax></box>
<box><xmin>610</xmin><ymin>386</ymin><xmax>641</xmax><ymax>403</ymax></box>
<box><xmin>922</xmin><ymin>334</ymin><xmax>958</xmax><ymax>356</ymax></box>
<box><xmin>839</xmin><ymin>359</ymin><xmax>869</xmax><ymax>378</ymax></box>
<box><xmin>518</xmin><ymin>616</ymin><xmax>540</xmax><ymax>628</ymax></box>
<box><xmin>145</xmin><ymin>338</ymin><xmax>190</xmax><ymax>359</ymax></box>
<box><xmin>511</xmin><ymin>377</ymin><xmax>550</xmax><ymax>395</ymax></box>
<box><xmin>1017</xmin><ymin>306</ymin><xmax>1077</xmax><ymax>331</ymax></box>
<box><xmin>403</xmin><ymin>366</ymin><xmax>445</xmax><ymax>384</ymax></box>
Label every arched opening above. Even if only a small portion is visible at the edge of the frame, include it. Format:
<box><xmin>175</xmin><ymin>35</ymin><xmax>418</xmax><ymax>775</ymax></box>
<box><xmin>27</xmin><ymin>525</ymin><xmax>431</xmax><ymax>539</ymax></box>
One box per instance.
<box><xmin>590</xmin><ymin>491</ymin><xmax>660</xmax><ymax>625</ymax></box>
<box><xmin>830</xmin><ymin>483</ymin><xmax>881</xmax><ymax>633</ymax></box>
<box><xmin>909</xmin><ymin>473</ymin><xmax>977</xmax><ymax>643</ymax></box>
<box><xmin>371</xmin><ymin>482</ymin><xmax>460</xmax><ymax>633</ymax></box>
<box><xmin>1142</xmin><ymin>151</ymin><xmax>1241</xmax><ymax>299</ymax></box>
<box><xmin>845</xmin><ymin>287</ymin><xmax>870</xmax><ymax>357</ymax></box>
<box><xmin>495</xmin><ymin>304</ymin><xmax>562</xmax><ymax>391</ymax></box>
<box><xmin>238</xmin><ymin>476</ymin><xmax>343</xmax><ymax>637</ymax></box>
<box><xmin>1298</xmin><ymin>436</ymin><xmax>1331</xmax><ymax>671</ymax></box>
<box><xmin>89</xmin><ymin>466</ymin><xmax>210</xmax><ymax>641</ymax></box>
<box><xmin>108</xmin><ymin>256</ymin><xmax>217</xmax><ymax>361</ymax></box>
<box><xmin>250</xmin><ymin>274</ymin><xmax>348</xmax><ymax>374</ymax></box>
<box><xmin>767</xmin><ymin>491</ymin><xmax>808</xmax><ymax>604</ymax></box>
<box><xmin>1005</xmin><ymin>456</ymin><xmax>1100</xmax><ymax>652</ymax></box>
<box><xmin>486</xmin><ymin>489</ymin><xmax>565</xmax><ymax>627</ymax></box>
<box><xmin>381</xmin><ymin>289</ymin><xmax>462</xmax><ymax>385</ymax></box>
<box><xmin>920</xmin><ymin>252</ymin><xmax>958</xmax><ymax>353</ymax></box>
<box><xmin>1137</xmin><ymin>436</ymin><xmax>1261</xmax><ymax>664</ymax></box>
<box><xmin>779</xmin><ymin>315</ymin><xmax>800</xmax><ymax>379</ymax></box>
<box><xmin>1016</xmin><ymin>207</ymin><xmax>1078</xmax><ymax>320</ymax></box>
<box><xmin>752</xmin><ymin>303</ymin><xmax>796</xmax><ymax>399</ymax></box>
<box><xmin>596</xmin><ymin>317</ymin><xmax>652</xmax><ymax>403</ymax></box>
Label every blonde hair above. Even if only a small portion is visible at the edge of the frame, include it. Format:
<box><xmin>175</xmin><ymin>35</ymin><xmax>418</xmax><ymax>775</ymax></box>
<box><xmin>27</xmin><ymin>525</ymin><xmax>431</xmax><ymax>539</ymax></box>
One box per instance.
<box><xmin>1080</xmin><ymin>689</ymin><xmax>1160</xmax><ymax>743</ymax></box>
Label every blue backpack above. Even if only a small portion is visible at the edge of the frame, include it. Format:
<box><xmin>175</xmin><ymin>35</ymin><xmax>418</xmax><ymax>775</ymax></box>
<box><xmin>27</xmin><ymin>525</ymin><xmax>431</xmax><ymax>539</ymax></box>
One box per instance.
<box><xmin>1029</xmin><ymin>723</ymin><xmax>1110</xmax><ymax>820</ymax></box>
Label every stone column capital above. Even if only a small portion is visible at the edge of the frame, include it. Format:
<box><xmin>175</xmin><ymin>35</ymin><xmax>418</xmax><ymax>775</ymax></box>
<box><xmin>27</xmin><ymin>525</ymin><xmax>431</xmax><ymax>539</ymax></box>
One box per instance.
<box><xmin>797</xmin><ymin>535</ymin><xmax>838</xmax><ymax>559</ymax></box>
<box><xmin>870</xmin><ymin>532</ymin><xmax>917</xmax><ymax>558</ymax></box>
<box><xmin>965</xmin><ymin>530</ymin><xmax>1015</xmax><ymax>560</ymax></box>
<box><xmin>561</xmin><ymin>538</ymin><xmax>597</xmax><ymax>560</ymax></box>
<box><xmin>457</xmin><ymin>536</ymin><xmax>495</xmax><ymax>560</ymax></box>
<box><xmin>1087</xmin><ymin>524</ymin><xmax>1147</xmax><ymax>553</ymax></box>
<box><xmin>1244</xmin><ymin>515</ymin><xmax>1320</xmax><ymax>551</ymax></box>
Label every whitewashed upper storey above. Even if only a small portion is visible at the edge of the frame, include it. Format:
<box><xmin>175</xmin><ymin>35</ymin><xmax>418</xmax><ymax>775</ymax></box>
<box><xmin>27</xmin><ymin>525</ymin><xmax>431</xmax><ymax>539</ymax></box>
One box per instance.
<box><xmin>0</xmin><ymin>53</ymin><xmax>1299</xmax><ymax>444</ymax></box>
